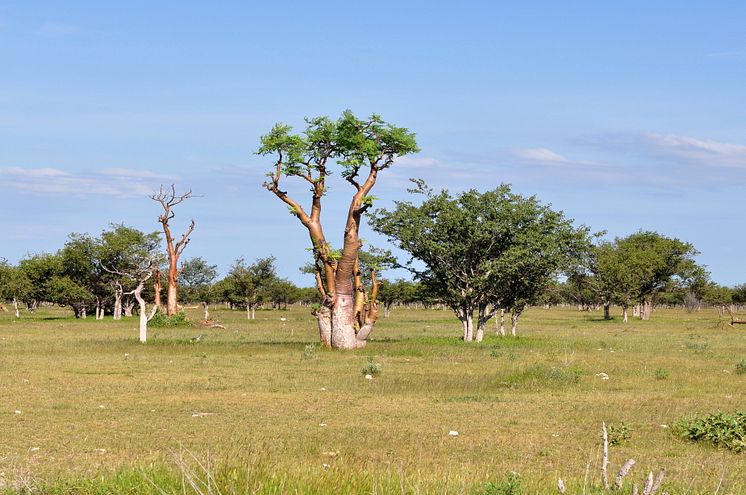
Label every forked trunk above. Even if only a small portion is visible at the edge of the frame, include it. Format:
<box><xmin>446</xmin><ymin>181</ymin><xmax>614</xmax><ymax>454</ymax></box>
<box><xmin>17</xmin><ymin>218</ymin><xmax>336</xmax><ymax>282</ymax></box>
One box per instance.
<box><xmin>133</xmin><ymin>281</ymin><xmax>157</xmax><ymax>343</ymax></box>
<box><xmin>124</xmin><ymin>300</ymin><xmax>134</xmax><ymax>317</ymax></box>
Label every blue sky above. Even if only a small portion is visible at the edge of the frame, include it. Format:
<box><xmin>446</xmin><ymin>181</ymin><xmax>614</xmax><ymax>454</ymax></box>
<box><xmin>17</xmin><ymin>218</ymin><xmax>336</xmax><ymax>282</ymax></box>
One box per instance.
<box><xmin>1</xmin><ymin>1</ymin><xmax>744</xmax><ymax>286</ymax></box>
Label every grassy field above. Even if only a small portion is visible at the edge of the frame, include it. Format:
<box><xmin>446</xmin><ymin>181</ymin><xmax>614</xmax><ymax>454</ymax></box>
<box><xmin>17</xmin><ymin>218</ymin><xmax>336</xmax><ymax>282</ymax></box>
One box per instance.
<box><xmin>0</xmin><ymin>304</ymin><xmax>744</xmax><ymax>494</ymax></box>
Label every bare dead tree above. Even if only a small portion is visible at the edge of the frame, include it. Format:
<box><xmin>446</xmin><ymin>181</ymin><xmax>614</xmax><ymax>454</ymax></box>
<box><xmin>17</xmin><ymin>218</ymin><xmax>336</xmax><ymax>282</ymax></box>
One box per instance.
<box><xmin>151</xmin><ymin>185</ymin><xmax>196</xmax><ymax>316</ymax></box>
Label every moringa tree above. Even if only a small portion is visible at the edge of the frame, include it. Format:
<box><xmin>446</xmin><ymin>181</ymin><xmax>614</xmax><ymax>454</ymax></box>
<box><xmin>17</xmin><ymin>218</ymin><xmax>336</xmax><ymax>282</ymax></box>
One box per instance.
<box><xmin>258</xmin><ymin>111</ymin><xmax>418</xmax><ymax>349</ymax></box>
<box><xmin>151</xmin><ymin>184</ymin><xmax>196</xmax><ymax>316</ymax></box>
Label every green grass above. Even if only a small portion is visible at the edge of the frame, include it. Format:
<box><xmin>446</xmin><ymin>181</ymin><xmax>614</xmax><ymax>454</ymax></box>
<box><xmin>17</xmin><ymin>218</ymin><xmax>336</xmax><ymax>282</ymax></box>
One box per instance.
<box><xmin>0</xmin><ymin>305</ymin><xmax>745</xmax><ymax>494</ymax></box>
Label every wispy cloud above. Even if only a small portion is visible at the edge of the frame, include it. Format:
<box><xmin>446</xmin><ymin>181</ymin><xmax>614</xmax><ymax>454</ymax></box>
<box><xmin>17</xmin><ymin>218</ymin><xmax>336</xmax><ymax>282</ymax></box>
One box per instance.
<box><xmin>2</xmin><ymin>167</ymin><xmax>175</xmax><ymax>198</ymax></box>
<box><xmin>511</xmin><ymin>147</ymin><xmax>571</xmax><ymax>164</ymax></box>
<box><xmin>393</xmin><ymin>156</ymin><xmax>439</xmax><ymax>168</ymax></box>
<box><xmin>640</xmin><ymin>132</ymin><xmax>746</xmax><ymax>168</ymax></box>
<box><xmin>35</xmin><ymin>21</ymin><xmax>80</xmax><ymax>36</ymax></box>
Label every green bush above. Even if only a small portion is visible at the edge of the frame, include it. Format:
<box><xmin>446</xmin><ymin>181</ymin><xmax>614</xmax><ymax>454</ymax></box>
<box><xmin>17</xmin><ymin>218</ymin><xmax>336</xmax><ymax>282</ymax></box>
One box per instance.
<box><xmin>149</xmin><ymin>310</ymin><xmax>190</xmax><ymax>328</ymax></box>
<box><xmin>607</xmin><ymin>422</ymin><xmax>633</xmax><ymax>446</ymax></box>
<box><xmin>477</xmin><ymin>472</ymin><xmax>523</xmax><ymax>495</ymax></box>
<box><xmin>675</xmin><ymin>411</ymin><xmax>746</xmax><ymax>452</ymax></box>
<box><xmin>361</xmin><ymin>357</ymin><xmax>382</xmax><ymax>377</ymax></box>
<box><xmin>654</xmin><ymin>368</ymin><xmax>669</xmax><ymax>380</ymax></box>
<box><xmin>735</xmin><ymin>360</ymin><xmax>746</xmax><ymax>375</ymax></box>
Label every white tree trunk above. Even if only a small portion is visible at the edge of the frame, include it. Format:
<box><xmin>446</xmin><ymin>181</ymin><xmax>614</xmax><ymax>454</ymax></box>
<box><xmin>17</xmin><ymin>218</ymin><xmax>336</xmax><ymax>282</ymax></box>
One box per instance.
<box><xmin>497</xmin><ymin>308</ymin><xmax>505</xmax><ymax>336</ymax></box>
<box><xmin>633</xmin><ymin>304</ymin><xmax>640</xmax><ymax>317</ymax></box>
<box><xmin>622</xmin><ymin>306</ymin><xmax>628</xmax><ymax>323</ymax></box>
<box><xmin>641</xmin><ymin>299</ymin><xmax>652</xmax><ymax>320</ymax></box>
<box><xmin>202</xmin><ymin>301</ymin><xmax>210</xmax><ymax>320</ymax></box>
<box><xmin>113</xmin><ymin>287</ymin><xmax>123</xmax><ymax>320</ymax></box>
<box><xmin>511</xmin><ymin>311</ymin><xmax>520</xmax><ymax>336</ymax></box>
<box><xmin>124</xmin><ymin>300</ymin><xmax>134</xmax><ymax>317</ymax></box>
<box><xmin>13</xmin><ymin>297</ymin><xmax>19</xmax><ymax>318</ymax></box>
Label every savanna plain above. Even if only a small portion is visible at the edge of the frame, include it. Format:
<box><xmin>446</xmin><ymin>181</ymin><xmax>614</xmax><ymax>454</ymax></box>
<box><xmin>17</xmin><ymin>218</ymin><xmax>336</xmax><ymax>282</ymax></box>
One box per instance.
<box><xmin>1</xmin><ymin>306</ymin><xmax>744</xmax><ymax>494</ymax></box>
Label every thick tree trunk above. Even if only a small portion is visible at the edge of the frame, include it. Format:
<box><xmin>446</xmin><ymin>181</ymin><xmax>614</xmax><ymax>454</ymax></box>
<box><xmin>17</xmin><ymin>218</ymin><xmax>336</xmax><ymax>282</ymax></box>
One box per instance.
<box><xmin>166</xmin><ymin>268</ymin><xmax>178</xmax><ymax>316</ymax></box>
<box><xmin>330</xmin><ymin>294</ymin><xmax>360</xmax><ymax>349</ymax></box>
<box><xmin>603</xmin><ymin>302</ymin><xmax>611</xmax><ymax>320</ymax></box>
<box><xmin>124</xmin><ymin>300</ymin><xmax>134</xmax><ymax>317</ymax></box>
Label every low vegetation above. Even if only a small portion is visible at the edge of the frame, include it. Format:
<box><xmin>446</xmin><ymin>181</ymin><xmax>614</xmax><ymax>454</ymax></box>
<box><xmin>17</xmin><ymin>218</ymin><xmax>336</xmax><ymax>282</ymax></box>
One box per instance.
<box><xmin>1</xmin><ymin>305</ymin><xmax>745</xmax><ymax>493</ymax></box>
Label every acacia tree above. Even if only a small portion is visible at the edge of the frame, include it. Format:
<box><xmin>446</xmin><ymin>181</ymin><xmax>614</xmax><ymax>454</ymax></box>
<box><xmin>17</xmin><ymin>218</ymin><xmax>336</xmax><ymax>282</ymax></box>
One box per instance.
<box><xmin>371</xmin><ymin>182</ymin><xmax>592</xmax><ymax>341</ymax></box>
<box><xmin>151</xmin><ymin>184</ymin><xmax>196</xmax><ymax>316</ymax></box>
<box><xmin>225</xmin><ymin>257</ymin><xmax>277</xmax><ymax>319</ymax></box>
<box><xmin>0</xmin><ymin>261</ymin><xmax>32</xmax><ymax>318</ymax></box>
<box><xmin>178</xmin><ymin>257</ymin><xmax>218</xmax><ymax>320</ymax></box>
<box><xmin>259</xmin><ymin>111</ymin><xmax>418</xmax><ymax>349</ymax></box>
<box><xmin>599</xmin><ymin>232</ymin><xmax>700</xmax><ymax>321</ymax></box>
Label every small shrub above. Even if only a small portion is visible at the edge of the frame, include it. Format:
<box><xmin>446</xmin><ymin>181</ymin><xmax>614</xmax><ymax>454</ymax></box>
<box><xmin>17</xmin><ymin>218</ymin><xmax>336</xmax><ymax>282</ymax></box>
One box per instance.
<box><xmin>675</xmin><ymin>411</ymin><xmax>746</xmax><ymax>452</ymax></box>
<box><xmin>361</xmin><ymin>357</ymin><xmax>382</xmax><ymax>377</ymax></box>
<box><xmin>607</xmin><ymin>422</ymin><xmax>633</xmax><ymax>446</ymax></box>
<box><xmin>654</xmin><ymin>368</ymin><xmax>669</xmax><ymax>380</ymax></box>
<box><xmin>477</xmin><ymin>472</ymin><xmax>523</xmax><ymax>495</ymax></box>
<box><xmin>150</xmin><ymin>311</ymin><xmax>190</xmax><ymax>328</ymax></box>
<box><xmin>302</xmin><ymin>343</ymin><xmax>318</xmax><ymax>360</ymax></box>
<box><xmin>735</xmin><ymin>360</ymin><xmax>746</xmax><ymax>375</ymax></box>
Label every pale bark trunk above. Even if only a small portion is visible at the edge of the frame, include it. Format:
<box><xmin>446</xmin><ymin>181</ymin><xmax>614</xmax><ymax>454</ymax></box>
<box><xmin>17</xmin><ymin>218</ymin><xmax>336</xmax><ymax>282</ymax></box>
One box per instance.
<box><xmin>246</xmin><ymin>304</ymin><xmax>251</xmax><ymax>320</ymax></box>
<box><xmin>622</xmin><ymin>305</ymin><xmax>628</xmax><ymax>323</ymax></box>
<box><xmin>80</xmin><ymin>307</ymin><xmax>87</xmax><ymax>319</ymax></box>
<box><xmin>113</xmin><ymin>287</ymin><xmax>123</xmax><ymax>320</ymax></box>
<box><xmin>316</xmin><ymin>306</ymin><xmax>332</xmax><ymax>348</ymax></box>
<box><xmin>330</xmin><ymin>294</ymin><xmax>360</xmax><ymax>349</ymax></box>
<box><xmin>13</xmin><ymin>297</ymin><xmax>19</xmax><ymax>318</ymax></box>
<box><xmin>384</xmin><ymin>303</ymin><xmax>392</xmax><ymax>318</ymax></box>
<box><xmin>133</xmin><ymin>282</ymin><xmax>157</xmax><ymax>343</ymax></box>
<box><xmin>202</xmin><ymin>301</ymin><xmax>210</xmax><ymax>320</ymax></box>
<box><xmin>462</xmin><ymin>313</ymin><xmax>474</xmax><ymax>342</ymax></box>
<box><xmin>124</xmin><ymin>300</ymin><xmax>134</xmax><ymax>317</ymax></box>
<box><xmin>251</xmin><ymin>306</ymin><xmax>255</xmax><ymax>320</ymax></box>
<box><xmin>633</xmin><ymin>304</ymin><xmax>640</xmax><ymax>317</ymax></box>
<box><xmin>511</xmin><ymin>311</ymin><xmax>521</xmax><ymax>336</ymax></box>
<box><xmin>641</xmin><ymin>299</ymin><xmax>652</xmax><ymax>321</ymax></box>
<box><xmin>497</xmin><ymin>308</ymin><xmax>505</xmax><ymax>336</ymax></box>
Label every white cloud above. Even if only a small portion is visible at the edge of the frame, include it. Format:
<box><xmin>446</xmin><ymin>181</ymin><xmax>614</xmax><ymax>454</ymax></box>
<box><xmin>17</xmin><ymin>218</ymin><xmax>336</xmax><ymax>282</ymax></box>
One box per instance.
<box><xmin>511</xmin><ymin>147</ymin><xmax>571</xmax><ymax>164</ymax></box>
<box><xmin>641</xmin><ymin>132</ymin><xmax>746</xmax><ymax>168</ymax></box>
<box><xmin>1</xmin><ymin>167</ymin><xmax>173</xmax><ymax>198</ymax></box>
<box><xmin>0</xmin><ymin>166</ymin><xmax>70</xmax><ymax>177</ymax></box>
<box><xmin>393</xmin><ymin>156</ymin><xmax>439</xmax><ymax>168</ymax></box>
